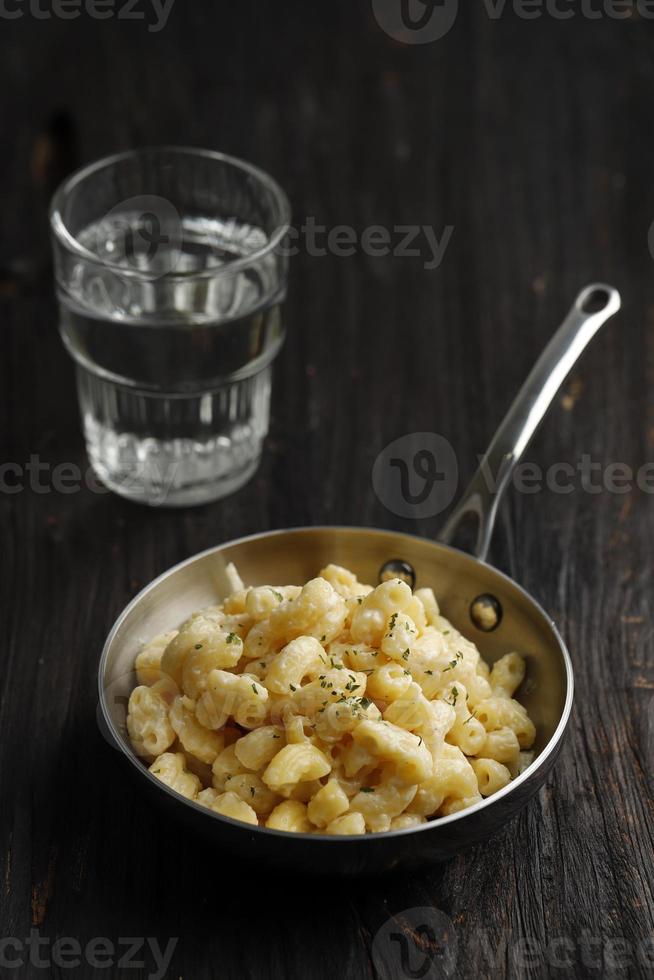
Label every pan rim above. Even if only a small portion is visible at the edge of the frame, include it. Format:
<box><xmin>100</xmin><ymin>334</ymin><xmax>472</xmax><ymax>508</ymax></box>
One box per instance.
<box><xmin>98</xmin><ymin>525</ymin><xmax>574</xmax><ymax>844</ymax></box>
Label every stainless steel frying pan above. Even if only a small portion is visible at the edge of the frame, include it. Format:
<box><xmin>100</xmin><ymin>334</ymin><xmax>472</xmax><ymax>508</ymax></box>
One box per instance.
<box><xmin>99</xmin><ymin>284</ymin><xmax>621</xmax><ymax>875</ymax></box>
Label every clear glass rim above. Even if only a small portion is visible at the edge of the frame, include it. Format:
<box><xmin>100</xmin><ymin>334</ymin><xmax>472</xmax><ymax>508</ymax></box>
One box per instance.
<box><xmin>49</xmin><ymin>145</ymin><xmax>292</xmax><ymax>282</ymax></box>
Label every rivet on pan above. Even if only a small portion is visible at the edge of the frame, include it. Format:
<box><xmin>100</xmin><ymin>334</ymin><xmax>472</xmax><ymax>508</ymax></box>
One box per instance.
<box><xmin>378</xmin><ymin>559</ymin><xmax>416</xmax><ymax>590</ymax></box>
<box><xmin>470</xmin><ymin>594</ymin><xmax>503</xmax><ymax>632</ymax></box>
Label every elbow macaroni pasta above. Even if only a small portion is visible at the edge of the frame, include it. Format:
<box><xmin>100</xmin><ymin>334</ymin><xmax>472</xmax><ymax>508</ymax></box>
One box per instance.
<box><xmin>127</xmin><ymin>565</ymin><xmax>537</xmax><ymax>834</ymax></box>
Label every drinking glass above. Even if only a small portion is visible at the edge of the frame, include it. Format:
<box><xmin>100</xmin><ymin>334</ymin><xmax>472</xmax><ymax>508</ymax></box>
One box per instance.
<box><xmin>50</xmin><ymin>147</ymin><xmax>290</xmax><ymax>506</ymax></box>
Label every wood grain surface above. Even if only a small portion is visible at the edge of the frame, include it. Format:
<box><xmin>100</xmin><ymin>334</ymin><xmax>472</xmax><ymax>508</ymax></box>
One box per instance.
<box><xmin>1</xmin><ymin>2</ymin><xmax>653</xmax><ymax>978</ymax></box>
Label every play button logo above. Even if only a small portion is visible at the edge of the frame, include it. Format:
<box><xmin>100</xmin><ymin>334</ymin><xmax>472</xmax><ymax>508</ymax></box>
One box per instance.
<box><xmin>372</xmin><ymin>0</ymin><xmax>459</xmax><ymax>43</ymax></box>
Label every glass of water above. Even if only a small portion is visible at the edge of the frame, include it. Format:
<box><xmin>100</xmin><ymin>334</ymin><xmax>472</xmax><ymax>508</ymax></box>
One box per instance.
<box><xmin>50</xmin><ymin>147</ymin><xmax>290</xmax><ymax>506</ymax></box>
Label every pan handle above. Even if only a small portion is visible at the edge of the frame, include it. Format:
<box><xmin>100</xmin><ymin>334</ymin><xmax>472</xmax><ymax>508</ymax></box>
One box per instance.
<box><xmin>437</xmin><ymin>283</ymin><xmax>621</xmax><ymax>562</ymax></box>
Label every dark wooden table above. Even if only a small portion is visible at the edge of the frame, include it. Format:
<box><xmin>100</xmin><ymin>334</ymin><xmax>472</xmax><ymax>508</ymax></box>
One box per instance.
<box><xmin>2</xmin><ymin>3</ymin><xmax>653</xmax><ymax>978</ymax></box>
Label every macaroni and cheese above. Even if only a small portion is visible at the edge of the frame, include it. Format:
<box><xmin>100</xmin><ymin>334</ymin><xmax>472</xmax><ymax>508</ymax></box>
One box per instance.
<box><xmin>126</xmin><ymin>563</ymin><xmax>536</xmax><ymax>835</ymax></box>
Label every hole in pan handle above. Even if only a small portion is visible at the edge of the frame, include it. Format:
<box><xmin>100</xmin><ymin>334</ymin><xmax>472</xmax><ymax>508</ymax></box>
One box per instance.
<box><xmin>378</xmin><ymin>558</ymin><xmax>416</xmax><ymax>589</ymax></box>
<box><xmin>438</xmin><ymin>283</ymin><xmax>622</xmax><ymax>563</ymax></box>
